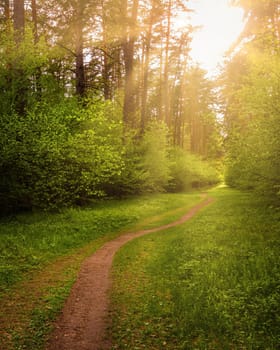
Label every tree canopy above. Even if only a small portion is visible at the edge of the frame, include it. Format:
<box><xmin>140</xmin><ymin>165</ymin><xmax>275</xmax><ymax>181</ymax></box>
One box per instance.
<box><xmin>223</xmin><ymin>0</ymin><xmax>280</xmax><ymax>199</ymax></box>
<box><xmin>1</xmin><ymin>0</ymin><xmax>279</xmax><ymax>213</ymax></box>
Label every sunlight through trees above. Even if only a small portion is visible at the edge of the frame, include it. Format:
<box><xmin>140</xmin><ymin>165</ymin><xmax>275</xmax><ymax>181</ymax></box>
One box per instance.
<box><xmin>0</xmin><ymin>0</ymin><xmax>279</xmax><ymax>212</ymax></box>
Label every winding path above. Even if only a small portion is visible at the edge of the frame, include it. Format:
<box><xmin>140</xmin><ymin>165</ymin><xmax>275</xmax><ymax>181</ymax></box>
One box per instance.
<box><xmin>46</xmin><ymin>196</ymin><xmax>213</xmax><ymax>350</ymax></box>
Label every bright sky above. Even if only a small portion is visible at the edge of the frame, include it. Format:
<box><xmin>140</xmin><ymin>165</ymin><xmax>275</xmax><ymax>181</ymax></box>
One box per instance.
<box><xmin>188</xmin><ymin>0</ymin><xmax>245</xmax><ymax>75</ymax></box>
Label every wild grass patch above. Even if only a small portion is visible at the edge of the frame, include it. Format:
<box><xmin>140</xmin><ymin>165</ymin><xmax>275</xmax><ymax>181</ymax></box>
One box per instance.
<box><xmin>110</xmin><ymin>188</ymin><xmax>280</xmax><ymax>349</ymax></box>
<box><xmin>0</xmin><ymin>192</ymin><xmax>201</xmax><ymax>294</ymax></box>
<box><xmin>0</xmin><ymin>192</ymin><xmax>201</xmax><ymax>350</ymax></box>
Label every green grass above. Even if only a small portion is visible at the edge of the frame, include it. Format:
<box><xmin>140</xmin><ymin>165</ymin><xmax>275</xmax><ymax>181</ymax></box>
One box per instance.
<box><xmin>0</xmin><ymin>191</ymin><xmax>202</xmax><ymax>350</ymax></box>
<box><xmin>110</xmin><ymin>187</ymin><xmax>280</xmax><ymax>349</ymax></box>
<box><xmin>0</xmin><ymin>192</ymin><xmax>201</xmax><ymax>294</ymax></box>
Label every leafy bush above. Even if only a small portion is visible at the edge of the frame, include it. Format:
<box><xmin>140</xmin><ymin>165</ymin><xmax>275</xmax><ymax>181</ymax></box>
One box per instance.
<box><xmin>167</xmin><ymin>148</ymin><xmax>220</xmax><ymax>192</ymax></box>
<box><xmin>0</xmin><ymin>27</ymin><xmax>64</xmax><ymax>117</ymax></box>
<box><xmin>224</xmin><ymin>50</ymin><xmax>280</xmax><ymax>201</ymax></box>
<box><xmin>104</xmin><ymin>121</ymin><xmax>172</xmax><ymax>197</ymax></box>
<box><xmin>0</xmin><ymin>99</ymin><xmax>124</xmax><ymax>212</ymax></box>
<box><xmin>140</xmin><ymin>121</ymin><xmax>171</xmax><ymax>192</ymax></box>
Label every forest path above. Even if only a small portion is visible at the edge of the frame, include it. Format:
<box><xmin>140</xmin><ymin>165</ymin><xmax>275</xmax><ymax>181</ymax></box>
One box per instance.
<box><xmin>46</xmin><ymin>195</ymin><xmax>214</xmax><ymax>350</ymax></box>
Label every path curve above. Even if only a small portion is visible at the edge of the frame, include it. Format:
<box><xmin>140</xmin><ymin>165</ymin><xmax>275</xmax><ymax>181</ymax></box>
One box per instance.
<box><xmin>46</xmin><ymin>196</ymin><xmax>213</xmax><ymax>350</ymax></box>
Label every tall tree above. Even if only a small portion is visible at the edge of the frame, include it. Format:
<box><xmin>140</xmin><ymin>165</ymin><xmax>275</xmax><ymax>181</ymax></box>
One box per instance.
<box><xmin>170</xmin><ymin>32</ymin><xmax>190</xmax><ymax>147</ymax></box>
<box><xmin>31</xmin><ymin>0</ymin><xmax>38</xmax><ymax>43</ymax></box>
<box><xmin>4</xmin><ymin>0</ymin><xmax>9</xmax><ymax>21</ymax></box>
<box><xmin>123</xmin><ymin>0</ymin><xmax>140</xmax><ymax>127</ymax></box>
<box><xmin>75</xmin><ymin>0</ymin><xmax>86</xmax><ymax>97</ymax></box>
<box><xmin>100</xmin><ymin>0</ymin><xmax>124</xmax><ymax>100</ymax></box>
<box><xmin>184</xmin><ymin>67</ymin><xmax>217</xmax><ymax>156</ymax></box>
<box><xmin>14</xmin><ymin>0</ymin><xmax>25</xmax><ymax>39</ymax></box>
<box><xmin>13</xmin><ymin>0</ymin><xmax>27</xmax><ymax>114</ymax></box>
<box><xmin>163</xmin><ymin>0</ymin><xmax>172</xmax><ymax>126</ymax></box>
<box><xmin>232</xmin><ymin>0</ymin><xmax>280</xmax><ymax>50</ymax></box>
<box><xmin>223</xmin><ymin>0</ymin><xmax>280</xmax><ymax>199</ymax></box>
<box><xmin>140</xmin><ymin>0</ymin><xmax>158</xmax><ymax>131</ymax></box>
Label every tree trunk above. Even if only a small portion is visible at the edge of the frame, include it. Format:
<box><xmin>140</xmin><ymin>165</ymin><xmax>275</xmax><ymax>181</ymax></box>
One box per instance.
<box><xmin>101</xmin><ymin>0</ymin><xmax>111</xmax><ymax>100</ymax></box>
<box><xmin>14</xmin><ymin>0</ymin><xmax>24</xmax><ymax>40</ymax></box>
<box><xmin>31</xmin><ymin>0</ymin><xmax>42</xmax><ymax>98</ymax></box>
<box><xmin>158</xmin><ymin>21</ymin><xmax>164</xmax><ymax>121</ymax></box>
<box><xmin>163</xmin><ymin>0</ymin><xmax>172</xmax><ymax>127</ymax></box>
<box><xmin>123</xmin><ymin>0</ymin><xmax>139</xmax><ymax>128</ymax></box>
<box><xmin>13</xmin><ymin>0</ymin><xmax>26</xmax><ymax>115</ymax></box>
<box><xmin>75</xmin><ymin>1</ymin><xmax>86</xmax><ymax>97</ymax></box>
<box><xmin>113</xmin><ymin>46</ymin><xmax>122</xmax><ymax>92</ymax></box>
<box><xmin>4</xmin><ymin>0</ymin><xmax>10</xmax><ymax>21</ymax></box>
<box><xmin>140</xmin><ymin>2</ymin><xmax>155</xmax><ymax>132</ymax></box>
<box><xmin>31</xmin><ymin>0</ymin><xmax>38</xmax><ymax>43</ymax></box>
<box><xmin>172</xmin><ymin>34</ymin><xmax>189</xmax><ymax>147</ymax></box>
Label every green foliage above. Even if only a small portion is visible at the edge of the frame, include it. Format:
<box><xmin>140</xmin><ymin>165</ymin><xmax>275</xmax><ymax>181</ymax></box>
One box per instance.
<box><xmin>107</xmin><ymin>121</ymin><xmax>221</xmax><ymax>197</ymax></box>
<box><xmin>0</xmin><ymin>192</ymin><xmax>201</xmax><ymax>293</ymax></box>
<box><xmin>97</xmin><ymin>118</ymin><xmax>171</xmax><ymax>198</ymax></box>
<box><xmin>140</xmin><ymin>121</ymin><xmax>171</xmax><ymax>192</ymax></box>
<box><xmin>223</xmin><ymin>0</ymin><xmax>280</xmax><ymax>201</ymax></box>
<box><xmin>111</xmin><ymin>187</ymin><xmax>280</xmax><ymax>349</ymax></box>
<box><xmin>0</xmin><ymin>191</ymin><xmax>203</xmax><ymax>350</ymax></box>
<box><xmin>182</xmin><ymin>66</ymin><xmax>221</xmax><ymax>157</ymax></box>
<box><xmin>167</xmin><ymin>148</ymin><xmax>221</xmax><ymax>192</ymax></box>
<box><xmin>0</xmin><ymin>6</ymin><xmax>223</xmax><ymax>213</ymax></box>
<box><xmin>103</xmin><ymin>132</ymin><xmax>147</xmax><ymax>197</ymax></box>
<box><xmin>0</xmin><ymin>97</ymin><xmax>220</xmax><ymax>213</ymax></box>
<box><xmin>0</xmin><ymin>99</ymin><xmax>124</xmax><ymax>212</ymax></box>
<box><xmin>0</xmin><ymin>26</ymin><xmax>64</xmax><ymax>115</ymax></box>
<box><xmin>0</xmin><ymin>13</ymin><xmax>222</xmax><ymax>214</ymax></box>
<box><xmin>224</xmin><ymin>49</ymin><xmax>280</xmax><ymax>199</ymax></box>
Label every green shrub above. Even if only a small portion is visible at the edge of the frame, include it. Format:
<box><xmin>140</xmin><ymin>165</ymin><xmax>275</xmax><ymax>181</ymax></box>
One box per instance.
<box><xmin>106</xmin><ymin>121</ymin><xmax>172</xmax><ymax>197</ymax></box>
<box><xmin>0</xmin><ymin>99</ymin><xmax>124</xmax><ymax>212</ymax></box>
<box><xmin>140</xmin><ymin>121</ymin><xmax>171</xmax><ymax>192</ymax></box>
<box><xmin>167</xmin><ymin>148</ymin><xmax>220</xmax><ymax>192</ymax></box>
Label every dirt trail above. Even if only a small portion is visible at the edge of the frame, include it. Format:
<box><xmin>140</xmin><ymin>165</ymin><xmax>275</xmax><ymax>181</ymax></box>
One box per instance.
<box><xmin>46</xmin><ymin>196</ymin><xmax>213</xmax><ymax>350</ymax></box>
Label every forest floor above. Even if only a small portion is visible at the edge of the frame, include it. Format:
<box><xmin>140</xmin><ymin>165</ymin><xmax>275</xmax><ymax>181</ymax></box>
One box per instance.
<box><xmin>1</xmin><ymin>188</ymin><xmax>279</xmax><ymax>349</ymax></box>
<box><xmin>0</xmin><ymin>192</ymin><xmax>203</xmax><ymax>350</ymax></box>
<box><xmin>45</xmin><ymin>195</ymin><xmax>213</xmax><ymax>350</ymax></box>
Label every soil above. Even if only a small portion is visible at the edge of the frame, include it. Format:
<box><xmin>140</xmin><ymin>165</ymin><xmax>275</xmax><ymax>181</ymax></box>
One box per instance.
<box><xmin>46</xmin><ymin>196</ymin><xmax>213</xmax><ymax>350</ymax></box>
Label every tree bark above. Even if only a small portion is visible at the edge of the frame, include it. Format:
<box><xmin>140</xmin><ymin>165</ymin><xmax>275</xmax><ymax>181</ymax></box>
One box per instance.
<box><xmin>4</xmin><ymin>0</ymin><xmax>10</xmax><ymax>21</ymax></box>
<box><xmin>31</xmin><ymin>0</ymin><xmax>42</xmax><ymax>98</ymax></box>
<box><xmin>31</xmin><ymin>0</ymin><xmax>38</xmax><ymax>43</ymax></box>
<box><xmin>75</xmin><ymin>1</ymin><xmax>86</xmax><ymax>97</ymax></box>
<box><xmin>140</xmin><ymin>2</ymin><xmax>155</xmax><ymax>132</ymax></box>
<box><xmin>13</xmin><ymin>0</ymin><xmax>26</xmax><ymax>115</ymax></box>
<box><xmin>158</xmin><ymin>21</ymin><xmax>164</xmax><ymax>121</ymax></box>
<box><xmin>163</xmin><ymin>0</ymin><xmax>172</xmax><ymax>127</ymax></box>
<box><xmin>14</xmin><ymin>0</ymin><xmax>25</xmax><ymax>40</ymax></box>
<box><xmin>101</xmin><ymin>0</ymin><xmax>111</xmax><ymax>100</ymax></box>
<box><xmin>123</xmin><ymin>0</ymin><xmax>139</xmax><ymax>127</ymax></box>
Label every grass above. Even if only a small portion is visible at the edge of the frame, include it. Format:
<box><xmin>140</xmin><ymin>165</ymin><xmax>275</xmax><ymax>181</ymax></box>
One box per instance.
<box><xmin>0</xmin><ymin>192</ymin><xmax>202</xmax><ymax>294</ymax></box>
<box><xmin>0</xmin><ymin>191</ymin><xmax>202</xmax><ymax>350</ymax></box>
<box><xmin>110</xmin><ymin>187</ymin><xmax>280</xmax><ymax>349</ymax></box>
